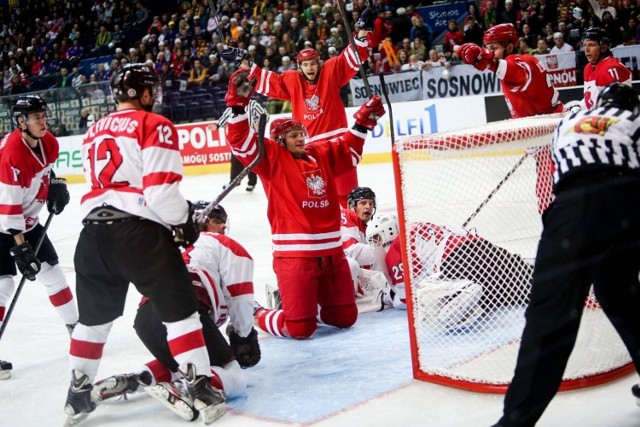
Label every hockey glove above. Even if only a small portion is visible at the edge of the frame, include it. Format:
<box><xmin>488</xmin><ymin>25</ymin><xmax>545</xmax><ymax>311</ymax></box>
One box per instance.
<box><xmin>228</xmin><ymin>327</ymin><xmax>261</xmax><ymax>368</ymax></box>
<box><xmin>172</xmin><ymin>201</ymin><xmax>200</xmax><ymax>248</ymax></box>
<box><xmin>225</xmin><ymin>69</ymin><xmax>257</xmax><ymax>108</ymax></box>
<box><xmin>356</xmin><ymin>7</ymin><xmax>378</xmax><ymax>32</ymax></box>
<box><xmin>10</xmin><ymin>242</ymin><xmax>41</xmax><ymax>281</ymax></box>
<box><xmin>458</xmin><ymin>43</ymin><xmax>498</xmax><ymax>72</ymax></box>
<box><xmin>353</xmin><ymin>95</ymin><xmax>385</xmax><ymax>131</ymax></box>
<box><xmin>47</xmin><ymin>177</ymin><xmax>70</xmax><ymax>215</ymax></box>
<box><xmin>220</xmin><ymin>46</ymin><xmax>249</xmax><ymax>66</ymax></box>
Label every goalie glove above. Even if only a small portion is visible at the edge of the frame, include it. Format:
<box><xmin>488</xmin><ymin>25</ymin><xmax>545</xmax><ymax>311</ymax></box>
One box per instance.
<box><xmin>228</xmin><ymin>326</ymin><xmax>261</xmax><ymax>368</ymax></box>
<box><xmin>458</xmin><ymin>43</ymin><xmax>498</xmax><ymax>72</ymax></box>
<box><xmin>353</xmin><ymin>95</ymin><xmax>385</xmax><ymax>132</ymax></box>
<box><xmin>225</xmin><ymin>69</ymin><xmax>257</xmax><ymax>108</ymax></box>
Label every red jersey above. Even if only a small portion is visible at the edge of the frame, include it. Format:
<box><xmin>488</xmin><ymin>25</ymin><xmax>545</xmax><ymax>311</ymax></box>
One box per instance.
<box><xmin>582</xmin><ymin>56</ymin><xmax>632</xmax><ymax>110</ymax></box>
<box><xmin>0</xmin><ymin>129</ymin><xmax>58</xmax><ymax>235</ymax></box>
<box><xmin>249</xmin><ymin>37</ymin><xmax>369</xmax><ymax>143</ymax></box>
<box><xmin>384</xmin><ymin>238</ymin><xmax>407</xmax><ymax>308</ymax></box>
<box><xmin>226</xmin><ymin>112</ymin><xmax>366</xmax><ymax>258</ymax></box>
<box><xmin>496</xmin><ymin>54</ymin><xmax>563</xmax><ymax>118</ymax></box>
<box><xmin>81</xmin><ymin>108</ymin><xmax>189</xmax><ymax>227</ymax></box>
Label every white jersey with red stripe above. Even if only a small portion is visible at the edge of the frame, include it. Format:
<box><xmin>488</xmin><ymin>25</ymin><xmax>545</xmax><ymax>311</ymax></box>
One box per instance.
<box><xmin>582</xmin><ymin>56</ymin><xmax>632</xmax><ymax>110</ymax></box>
<box><xmin>182</xmin><ymin>232</ymin><xmax>255</xmax><ymax>338</ymax></box>
<box><xmin>80</xmin><ymin>108</ymin><xmax>188</xmax><ymax>226</ymax></box>
<box><xmin>0</xmin><ymin>129</ymin><xmax>58</xmax><ymax>235</ymax></box>
<box><xmin>226</xmin><ymin>112</ymin><xmax>366</xmax><ymax>258</ymax></box>
<box><xmin>340</xmin><ymin>208</ymin><xmax>376</xmax><ymax>267</ymax></box>
<box><xmin>496</xmin><ymin>54</ymin><xmax>564</xmax><ymax>118</ymax></box>
<box><xmin>248</xmin><ymin>37</ymin><xmax>369</xmax><ymax>143</ymax></box>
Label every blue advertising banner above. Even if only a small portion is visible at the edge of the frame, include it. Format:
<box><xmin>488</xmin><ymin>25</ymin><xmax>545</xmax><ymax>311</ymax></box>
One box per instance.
<box><xmin>417</xmin><ymin>1</ymin><xmax>472</xmax><ymax>40</ymax></box>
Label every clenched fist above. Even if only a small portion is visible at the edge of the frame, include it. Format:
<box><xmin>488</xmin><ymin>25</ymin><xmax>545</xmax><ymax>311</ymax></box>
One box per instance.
<box><xmin>458</xmin><ymin>43</ymin><xmax>498</xmax><ymax>72</ymax></box>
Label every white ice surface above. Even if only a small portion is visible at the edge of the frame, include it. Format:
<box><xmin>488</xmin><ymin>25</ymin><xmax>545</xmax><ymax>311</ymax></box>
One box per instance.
<box><xmin>0</xmin><ymin>162</ymin><xmax>638</xmax><ymax>427</ymax></box>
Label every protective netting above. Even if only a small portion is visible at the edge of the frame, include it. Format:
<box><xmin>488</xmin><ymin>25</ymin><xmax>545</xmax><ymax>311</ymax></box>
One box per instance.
<box><xmin>394</xmin><ymin>114</ymin><xmax>632</xmax><ymax>392</ymax></box>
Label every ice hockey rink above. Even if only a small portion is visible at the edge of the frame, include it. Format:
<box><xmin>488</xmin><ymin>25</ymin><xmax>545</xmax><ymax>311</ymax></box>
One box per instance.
<box><xmin>0</xmin><ymin>161</ymin><xmax>638</xmax><ymax>427</ymax></box>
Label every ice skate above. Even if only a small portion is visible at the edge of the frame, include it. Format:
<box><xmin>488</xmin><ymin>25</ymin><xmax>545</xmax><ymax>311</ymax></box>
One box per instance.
<box><xmin>0</xmin><ymin>360</ymin><xmax>12</xmax><ymax>380</ymax></box>
<box><xmin>64</xmin><ymin>370</ymin><xmax>96</xmax><ymax>427</ymax></box>
<box><xmin>179</xmin><ymin>363</ymin><xmax>226</xmax><ymax>424</ymax></box>
<box><xmin>246</xmin><ymin>184</ymin><xmax>255</xmax><ymax>192</ymax></box>
<box><xmin>145</xmin><ymin>381</ymin><xmax>199</xmax><ymax>421</ymax></box>
<box><xmin>632</xmin><ymin>383</ymin><xmax>640</xmax><ymax>407</ymax></box>
<box><xmin>92</xmin><ymin>370</ymin><xmax>152</xmax><ymax>401</ymax></box>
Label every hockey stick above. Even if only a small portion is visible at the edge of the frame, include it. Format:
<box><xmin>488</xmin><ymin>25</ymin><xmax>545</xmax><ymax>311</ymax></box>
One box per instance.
<box><xmin>0</xmin><ymin>213</ymin><xmax>54</xmax><ymax>341</ymax></box>
<box><xmin>202</xmin><ymin>112</ymin><xmax>267</xmax><ymax>218</ymax></box>
<box><xmin>379</xmin><ymin>72</ymin><xmax>395</xmax><ymax>145</ymax></box>
<box><xmin>462</xmin><ymin>148</ymin><xmax>540</xmax><ymax>228</ymax></box>
<box><xmin>207</xmin><ymin>0</ymin><xmax>227</xmax><ymax>45</ymax></box>
<box><xmin>336</xmin><ymin>0</ymin><xmax>372</xmax><ymax>98</ymax></box>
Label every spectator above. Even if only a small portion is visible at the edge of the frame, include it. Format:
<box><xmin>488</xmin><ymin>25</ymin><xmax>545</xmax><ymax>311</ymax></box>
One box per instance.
<box><xmin>520</xmin><ymin>23</ymin><xmax>537</xmax><ymax>50</ymax></box>
<box><xmin>400</xmin><ymin>53</ymin><xmax>427</xmax><ymax>71</ymax></box>
<box><xmin>443</xmin><ymin>19</ymin><xmax>464</xmax><ymax>58</ymax></box>
<box><xmin>277</xmin><ymin>55</ymin><xmax>295</xmax><ymax>72</ymax></box>
<box><xmin>483</xmin><ymin>1</ymin><xmax>498</xmax><ymax>29</ymax></box>
<box><xmin>413</xmin><ymin>38</ymin><xmax>428</xmax><ymax>61</ymax></box>
<box><xmin>71</xmin><ymin>67</ymin><xmax>84</xmax><ymax>87</ymax></box>
<box><xmin>392</xmin><ymin>7</ymin><xmax>412</xmax><ymax>45</ymax></box>
<box><xmin>188</xmin><ymin>58</ymin><xmax>208</xmax><ymax>87</ymax></box>
<box><xmin>533</xmin><ymin>38</ymin><xmax>551</xmax><ymax>55</ymax></box>
<box><xmin>464</xmin><ymin>17</ymin><xmax>484</xmax><ymax>45</ymax></box>
<box><xmin>93</xmin><ymin>25</ymin><xmax>113</xmax><ymax>55</ymax></box>
<box><xmin>410</xmin><ymin>14</ymin><xmax>431</xmax><ymax>50</ymax></box>
<box><xmin>550</xmin><ymin>32</ymin><xmax>574</xmax><ymax>52</ymax></box>
<box><xmin>78</xmin><ymin>108</ymin><xmax>95</xmax><ymax>131</ymax></box>
<box><xmin>67</xmin><ymin>39</ymin><xmax>84</xmax><ymax>66</ymax></box>
<box><xmin>57</xmin><ymin>67</ymin><xmax>72</xmax><ymax>88</ymax></box>
<box><xmin>424</xmin><ymin>49</ymin><xmax>451</xmax><ymax>71</ymax></box>
<box><xmin>500</xmin><ymin>0</ymin><xmax>518</xmax><ymax>26</ymax></box>
<box><xmin>518</xmin><ymin>37</ymin><xmax>534</xmax><ymax>54</ymax></box>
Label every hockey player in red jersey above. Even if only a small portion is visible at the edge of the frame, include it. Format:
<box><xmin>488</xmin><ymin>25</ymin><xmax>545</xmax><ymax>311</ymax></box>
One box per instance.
<box><xmin>230</xmin><ymin>7</ymin><xmax>376</xmax><ymax>206</ymax></box>
<box><xmin>578</xmin><ymin>27</ymin><xmax>632</xmax><ymax>111</ymax></box>
<box><xmin>92</xmin><ymin>203</ymin><xmax>257</xmax><ymax>421</ymax></box>
<box><xmin>224</xmin><ymin>68</ymin><xmax>385</xmax><ymax>340</ymax></box>
<box><xmin>65</xmin><ymin>64</ymin><xmax>225</xmax><ymax>425</ymax></box>
<box><xmin>0</xmin><ymin>95</ymin><xmax>77</xmax><ymax>379</ymax></box>
<box><xmin>458</xmin><ymin>23</ymin><xmax>564</xmax><ymax>118</ymax></box>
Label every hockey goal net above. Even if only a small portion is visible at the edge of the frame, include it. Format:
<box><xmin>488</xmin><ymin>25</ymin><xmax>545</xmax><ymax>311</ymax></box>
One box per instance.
<box><xmin>392</xmin><ymin>114</ymin><xmax>634</xmax><ymax>393</ymax></box>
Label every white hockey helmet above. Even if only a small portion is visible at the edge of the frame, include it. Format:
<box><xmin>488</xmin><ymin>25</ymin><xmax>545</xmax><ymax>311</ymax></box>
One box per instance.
<box><xmin>366</xmin><ymin>214</ymin><xmax>399</xmax><ymax>248</ymax></box>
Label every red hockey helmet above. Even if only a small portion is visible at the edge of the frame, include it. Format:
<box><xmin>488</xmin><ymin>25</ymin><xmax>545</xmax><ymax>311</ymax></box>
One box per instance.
<box><xmin>297</xmin><ymin>48</ymin><xmax>320</xmax><ymax>64</ymax></box>
<box><xmin>483</xmin><ymin>23</ymin><xmax>519</xmax><ymax>46</ymax></box>
<box><xmin>270</xmin><ymin>118</ymin><xmax>306</xmax><ymax>145</ymax></box>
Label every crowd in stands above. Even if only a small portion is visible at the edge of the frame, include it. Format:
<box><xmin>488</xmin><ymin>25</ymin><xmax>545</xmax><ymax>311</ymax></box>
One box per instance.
<box><xmin>0</xmin><ymin>0</ymin><xmax>638</xmax><ymax>119</ymax></box>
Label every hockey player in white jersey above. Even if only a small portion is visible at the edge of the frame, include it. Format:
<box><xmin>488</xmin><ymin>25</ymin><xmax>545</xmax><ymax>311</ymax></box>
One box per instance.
<box><xmin>66</xmin><ymin>63</ymin><xmax>225</xmax><ymax>426</ymax></box>
<box><xmin>340</xmin><ymin>187</ymin><xmax>392</xmax><ymax>298</ymax></box>
<box><xmin>92</xmin><ymin>203</ymin><xmax>259</xmax><ymax>422</ymax></box>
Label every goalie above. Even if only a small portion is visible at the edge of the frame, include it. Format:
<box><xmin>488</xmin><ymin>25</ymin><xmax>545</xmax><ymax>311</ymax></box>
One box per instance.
<box><xmin>91</xmin><ymin>203</ymin><xmax>259</xmax><ymax>421</ymax></box>
<box><xmin>366</xmin><ymin>215</ymin><xmax>534</xmax><ymax>330</ymax></box>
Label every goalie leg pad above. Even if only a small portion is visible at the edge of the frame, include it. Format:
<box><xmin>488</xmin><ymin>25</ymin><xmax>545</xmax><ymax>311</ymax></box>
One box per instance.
<box><xmin>417</xmin><ymin>279</ymin><xmax>484</xmax><ymax>331</ymax></box>
<box><xmin>358</xmin><ymin>269</ymin><xmax>390</xmax><ymax>296</ymax></box>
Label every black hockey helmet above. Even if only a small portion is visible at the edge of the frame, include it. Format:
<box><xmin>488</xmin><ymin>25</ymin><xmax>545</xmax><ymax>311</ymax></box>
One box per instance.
<box><xmin>192</xmin><ymin>201</ymin><xmax>228</xmax><ymax>224</ymax></box>
<box><xmin>582</xmin><ymin>27</ymin><xmax>611</xmax><ymax>50</ymax></box>
<box><xmin>596</xmin><ymin>83</ymin><xmax>640</xmax><ymax>115</ymax></box>
<box><xmin>11</xmin><ymin>94</ymin><xmax>51</xmax><ymax>127</ymax></box>
<box><xmin>111</xmin><ymin>63</ymin><xmax>160</xmax><ymax>103</ymax></box>
<box><xmin>347</xmin><ymin>187</ymin><xmax>376</xmax><ymax>209</ymax></box>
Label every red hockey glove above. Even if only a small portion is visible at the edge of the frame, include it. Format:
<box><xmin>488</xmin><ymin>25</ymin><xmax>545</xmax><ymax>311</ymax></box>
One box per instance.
<box><xmin>225</xmin><ymin>69</ymin><xmax>257</xmax><ymax>108</ymax></box>
<box><xmin>458</xmin><ymin>43</ymin><xmax>498</xmax><ymax>72</ymax></box>
<box><xmin>353</xmin><ymin>95</ymin><xmax>385</xmax><ymax>131</ymax></box>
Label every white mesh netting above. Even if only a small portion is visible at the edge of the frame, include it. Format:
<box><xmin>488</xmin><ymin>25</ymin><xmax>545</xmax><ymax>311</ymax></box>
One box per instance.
<box><xmin>394</xmin><ymin>114</ymin><xmax>632</xmax><ymax>391</ymax></box>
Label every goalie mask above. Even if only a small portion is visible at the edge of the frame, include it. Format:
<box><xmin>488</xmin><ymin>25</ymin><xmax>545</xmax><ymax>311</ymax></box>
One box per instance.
<box><xmin>366</xmin><ymin>214</ymin><xmax>399</xmax><ymax>248</ymax></box>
